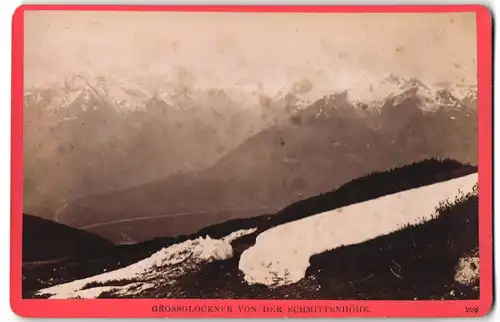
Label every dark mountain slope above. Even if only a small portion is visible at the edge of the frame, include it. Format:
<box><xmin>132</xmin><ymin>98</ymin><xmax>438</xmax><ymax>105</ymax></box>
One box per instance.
<box><xmin>22</xmin><ymin>214</ymin><xmax>115</xmax><ymax>262</ymax></box>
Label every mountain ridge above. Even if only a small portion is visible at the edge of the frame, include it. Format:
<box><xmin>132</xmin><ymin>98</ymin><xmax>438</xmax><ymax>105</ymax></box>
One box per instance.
<box><xmin>24</xmin><ymin>73</ymin><xmax>478</xmax><ymax>240</ymax></box>
<box><xmin>25</xmin><ymin>72</ymin><xmax>477</xmax><ymax>115</ymax></box>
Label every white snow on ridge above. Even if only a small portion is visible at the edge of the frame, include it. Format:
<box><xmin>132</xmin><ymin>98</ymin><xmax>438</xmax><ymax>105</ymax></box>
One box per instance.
<box><xmin>36</xmin><ymin>228</ymin><xmax>256</xmax><ymax>299</ymax></box>
<box><xmin>222</xmin><ymin>228</ymin><xmax>257</xmax><ymax>243</ymax></box>
<box><xmin>25</xmin><ymin>71</ymin><xmax>477</xmax><ymax>116</ymax></box>
<box><xmin>239</xmin><ymin>173</ymin><xmax>478</xmax><ymax>287</ymax></box>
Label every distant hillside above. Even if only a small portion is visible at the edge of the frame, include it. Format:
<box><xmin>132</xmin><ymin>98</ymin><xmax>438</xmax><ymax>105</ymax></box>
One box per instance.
<box><xmin>22</xmin><ymin>214</ymin><xmax>115</xmax><ymax>262</ymax></box>
<box><xmin>23</xmin><ymin>75</ymin><xmax>290</xmax><ymax>219</ymax></box>
<box><xmin>195</xmin><ymin>158</ymin><xmax>477</xmax><ymax>237</ymax></box>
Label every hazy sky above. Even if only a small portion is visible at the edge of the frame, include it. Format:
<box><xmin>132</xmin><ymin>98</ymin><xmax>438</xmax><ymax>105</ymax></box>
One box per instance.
<box><xmin>24</xmin><ymin>11</ymin><xmax>478</xmax><ymax>90</ymax></box>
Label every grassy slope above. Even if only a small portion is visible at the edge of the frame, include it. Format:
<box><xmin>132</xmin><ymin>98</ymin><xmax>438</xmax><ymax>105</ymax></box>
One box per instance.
<box><xmin>136</xmin><ymin>188</ymin><xmax>478</xmax><ymax>300</ymax></box>
<box><xmin>23</xmin><ymin>159</ymin><xmax>478</xmax><ymax>298</ymax></box>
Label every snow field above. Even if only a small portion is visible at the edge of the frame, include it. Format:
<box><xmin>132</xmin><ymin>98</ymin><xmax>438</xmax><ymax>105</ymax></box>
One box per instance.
<box><xmin>36</xmin><ymin>228</ymin><xmax>256</xmax><ymax>299</ymax></box>
<box><xmin>239</xmin><ymin>174</ymin><xmax>478</xmax><ymax>286</ymax></box>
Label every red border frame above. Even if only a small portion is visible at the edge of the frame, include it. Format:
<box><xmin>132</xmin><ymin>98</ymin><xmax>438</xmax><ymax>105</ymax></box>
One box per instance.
<box><xmin>10</xmin><ymin>4</ymin><xmax>493</xmax><ymax>318</ymax></box>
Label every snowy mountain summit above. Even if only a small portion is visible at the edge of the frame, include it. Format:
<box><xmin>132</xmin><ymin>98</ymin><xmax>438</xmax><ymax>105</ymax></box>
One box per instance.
<box><xmin>356</xmin><ymin>75</ymin><xmax>477</xmax><ymax>114</ymax></box>
<box><xmin>24</xmin><ymin>73</ymin><xmax>477</xmax><ymax>116</ymax></box>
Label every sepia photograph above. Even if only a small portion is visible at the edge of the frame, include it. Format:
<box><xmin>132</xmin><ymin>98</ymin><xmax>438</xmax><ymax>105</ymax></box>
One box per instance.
<box><xmin>20</xmin><ymin>9</ymin><xmax>481</xmax><ymax>302</ymax></box>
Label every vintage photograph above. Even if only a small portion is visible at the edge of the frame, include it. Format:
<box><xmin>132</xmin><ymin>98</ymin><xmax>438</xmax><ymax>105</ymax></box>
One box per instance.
<box><xmin>22</xmin><ymin>10</ymin><xmax>479</xmax><ymax>300</ymax></box>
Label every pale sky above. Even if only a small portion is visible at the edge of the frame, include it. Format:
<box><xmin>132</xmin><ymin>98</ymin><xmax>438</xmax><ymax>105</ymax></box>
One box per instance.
<box><xmin>24</xmin><ymin>11</ymin><xmax>478</xmax><ymax>91</ymax></box>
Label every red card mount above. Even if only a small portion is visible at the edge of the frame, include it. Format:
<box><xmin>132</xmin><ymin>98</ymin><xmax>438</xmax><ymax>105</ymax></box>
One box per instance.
<box><xmin>11</xmin><ymin>4</ymin><xmax>493</xmax><ymax>318</ymax></box>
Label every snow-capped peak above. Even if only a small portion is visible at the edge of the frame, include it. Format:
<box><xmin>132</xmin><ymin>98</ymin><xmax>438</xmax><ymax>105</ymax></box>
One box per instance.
<box><xmin>24</xmin><ymin>72</ymin><xmax>478</xmax><ymax>117</ymax></box>
<box><xmin>435</xmin><ymin>89</ymin><xmax>465</xmax><ymax>110</ymax></box>
<box><xmin>24</xmin><ymin>74</ymin><xmax>154</xmax><ymax>111</ymax></box>
<box><xmin>463</xmin><ymin>90</ymin><xmax>478</xmax><ymax>104</ymax></box>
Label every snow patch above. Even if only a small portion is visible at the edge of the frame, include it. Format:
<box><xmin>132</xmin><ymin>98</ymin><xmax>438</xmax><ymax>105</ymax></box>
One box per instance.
<box><xmin>239</xmin><ymin>174</ymin><xmax>478</xmax><ymax>287</ymax></box>
<box><xmin>35</xmin><ymin>229</ymin><xmax>256</xmax><ymax>299</ymax></box>
<box><xmin>197</xmin><ymin>236</ymin><xmax>234</xmax><ymax>261</ymax></box>
<box><xmin>454</xmin><ymin>250</ymin><xmax>480</xmax><ymax>287</ymax></box>
<box><xmin>222</xmin><ymin>228</ymin><xmax>258</xmax><ymax>243</ymax></box>
<box><xmin>67</xmin><ymin>286</ymin><xmax>118</xmax><ymax>299</ymax></box>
